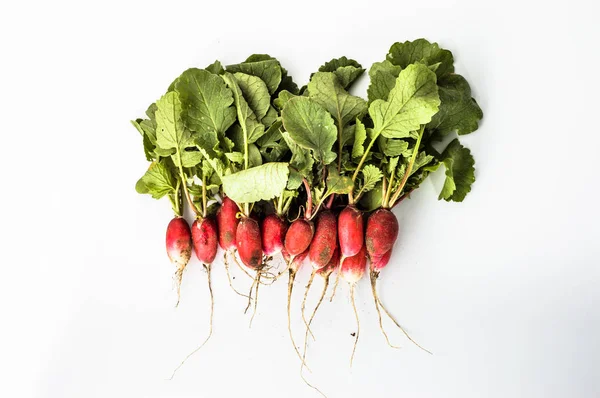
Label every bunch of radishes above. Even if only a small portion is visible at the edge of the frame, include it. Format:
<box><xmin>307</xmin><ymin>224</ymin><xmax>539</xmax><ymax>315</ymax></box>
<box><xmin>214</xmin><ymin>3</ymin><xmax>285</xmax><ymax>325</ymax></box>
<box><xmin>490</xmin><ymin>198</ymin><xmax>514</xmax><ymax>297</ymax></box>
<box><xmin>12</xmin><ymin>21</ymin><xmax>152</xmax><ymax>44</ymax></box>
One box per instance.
<box><xmin>133</xmin><ymin>39</ymin><xmax>482</xmax><ymax>382</ymax></box>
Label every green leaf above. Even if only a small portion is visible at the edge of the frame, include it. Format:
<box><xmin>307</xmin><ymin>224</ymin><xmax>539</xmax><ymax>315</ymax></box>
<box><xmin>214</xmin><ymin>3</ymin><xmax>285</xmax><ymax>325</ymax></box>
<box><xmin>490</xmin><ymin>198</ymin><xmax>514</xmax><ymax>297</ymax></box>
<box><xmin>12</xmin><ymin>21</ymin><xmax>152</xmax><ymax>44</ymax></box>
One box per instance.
<box><xmin>274</xmin><ymin>90</ymin><xmax>297</xmax><ymax>110</ymax></box>
<box><xmin>369</xmin><ymin>64</ymin><xmax>440</xmax><ymax>139</ymax></box>
<box><xmin>261</xmin><ymin>106</ymin><xmax>278</xmax><ymax>127</ymax></box>
<box><xmin>387</xmin><ymin>156</ymin><xmax>400</xmax><ymax>175</ymax></box>
<box><xmin>205</xmin><ymin>60</ymin><xmax>224</xmax><ymax>75</ymax></box>
<box><xmin>438</xmin><ymin>139</ymin><xmax>475</xmax><ymax>202</ymax></box>
<box><xmin>378</xmin><ymin>137</ymin><xmax>409</xmax><ymax>157</ymax></box>
<box><xmin>222</xmin><ymin>73</ymin><xmax>265</xmax><ymax>144</ymax></box>
<box><xmin>387</xmin><ymin>38</ymin><xmax>454</xmax><ymax>79</ymax></box>
<box><xmin>233</xmin><ymin>72</ymin><xmax>271</xmax><ymax>120</ymax></box>
<box><xmin>427</xmin><ymin>74</ymin><xmax>483</xmax><ymax>136</ymax></box>
<box><xmin>155</xmin><ymin>91</ymin><xmax>190</xmax><ymax>151</ymax></box>
<box><xmin>352</xmin><ymin>118</ymin><xmax>367</xmax><ymax>159</ymax></box>
<box><xmin>318</xmin><ymin>56</ymin><xmax>365</xmax><ymax>89</ymax></box>
<box><xmin>248</xmin><ymin>143</ymin><xmax>263</xmax><ymax>167</ymax></box>
<box><xmin>367</xmin><ymin>60</ymin><xmax>402</xmax><ymax>103</ymax></box>
<box><xmin>221</xmin><ymin>162</ymin><xmax>289</xmax><ymax>203</ymax></box>
<box><xmin>308</xmin><ymin>72</ymin><xmax>367</xmax><ymax>130</ymax></box>
<box><xmin>325</xmin><ymin>169</ymin><xmax>353</xmax><ymax>195</ymax></box>
<box><xmin>281</xmin><ymin>96</ymin><xmax>337</xmax><ymax>165</ymax></box>
<box><xmin>226</xmin><ymin>56</ymin><xmax>282</xmax><ymax>94</ymax></box>
<box><xmin>359</xmin><ymin>181</ymin><xmax>383</xmax><ymax>212</ymax></box>
<box><xmin>136</xmin><ymin>160</ymin><xmax>177</xmax><ymax>199</ymax></box>
<box><xmin>281</xmin><ymin>131</ymin><xmax>314</xmax><ymax>179</ymax></box>
<box><xmin>174</xmin><ymin>68</ymin><xmax>236</xmax><ymax>138</ymax></box>
<box><xmin>277</xmin><ymin>67</ymin><xmax>299</xmax><ymax>95</ymax></box>
<box><xmin>225</xmin><ymin>151</ymin><xmax>244</xmax><ymax>164</ymax></box>
<box><xmin>180</xmin><ymin>150</ymin><xmax>203</xmax><ymax>167</ymax></box>
<box><xmin>360</xmin><ymin>164</ymin><xmax>383</xmax><ymax>193</ymax></box>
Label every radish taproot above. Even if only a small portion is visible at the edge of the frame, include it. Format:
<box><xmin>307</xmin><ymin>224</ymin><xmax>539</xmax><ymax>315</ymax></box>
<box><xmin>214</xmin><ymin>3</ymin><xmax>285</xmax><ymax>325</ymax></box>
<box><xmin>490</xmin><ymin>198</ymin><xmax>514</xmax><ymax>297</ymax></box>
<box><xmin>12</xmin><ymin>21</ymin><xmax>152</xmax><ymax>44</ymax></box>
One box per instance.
<box><xmin>166</xmin><ymin>217</ymin><xmax>192</xmax><ymax>307</ymax></box>
<box><xmin>366</xmin><ymin>209</ymin><xmax>431</xmax><ymax>354</ymax></box>
<box><xmin>216</xmin><ymin>197</ymin><xmax>248</xmax><ymax>297</ymax></box>
<box><xmin>340</xmin><ymin>244</ymin><xmax>367</xmax><ymax>366</ymax></box>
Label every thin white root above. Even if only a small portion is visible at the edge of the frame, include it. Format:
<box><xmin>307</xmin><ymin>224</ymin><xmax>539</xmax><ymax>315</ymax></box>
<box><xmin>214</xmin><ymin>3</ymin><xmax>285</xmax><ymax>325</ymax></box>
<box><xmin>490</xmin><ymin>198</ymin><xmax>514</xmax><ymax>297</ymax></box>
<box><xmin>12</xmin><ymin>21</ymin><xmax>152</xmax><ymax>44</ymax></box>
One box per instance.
<box><xmin>168</xmin><ymin>263</ymin><xmax>214</xmax><ymax>380</ymax></box>
<box><xmin>301</xmin><ymin>271</ymin><xmax>316</xmax><ymax>340</ymax></box>
<box><xmin>224</xmin><ymin>251</ymin><xmax>252</xmax><ymax>299</ymax></box>
<box><xmin>244</xmin><ymin>273</ymin><xmax>258</xmax><ymax>314</ymax></box>
<box><xmin>287</xmin><ymin>270</ymin><xmax>311</xmax><ymax>372</ymax></box>
<box><xmin>329</xmin><ymin>262</ymin><xmax>342</xmax><ymax>302</ymax></box>
<box><xmin>249</xmin><ymin>272</ymin><xmax>261</xmax><ymax>328</ymax></box>
<box><xmin>301</xmin><ymin>275</ymin><xmax>330</xmax><ymax>375</ymax></box>
<box><xmin>377</xmin><ymin>296</ymin><xmax>433</xmax><ymax>355</ymax></box>
<box><xmin>349</xmin><ymin>284</ymin><xmax>360</xmax><ymax>367</ymax></box>
<box><xmin>300</xmin><ymin>369</ymin><xmax>328</xmax><ymax>398</ymax></box>
<box><xmin>370</xmin><ymin>271</ymin><xmax>401</xmax><ymax>349</ymax></box>
<box><xmin>174</xmin><ymin>266</ymin><xmax>184</xmax><ymax>308</ymax></box>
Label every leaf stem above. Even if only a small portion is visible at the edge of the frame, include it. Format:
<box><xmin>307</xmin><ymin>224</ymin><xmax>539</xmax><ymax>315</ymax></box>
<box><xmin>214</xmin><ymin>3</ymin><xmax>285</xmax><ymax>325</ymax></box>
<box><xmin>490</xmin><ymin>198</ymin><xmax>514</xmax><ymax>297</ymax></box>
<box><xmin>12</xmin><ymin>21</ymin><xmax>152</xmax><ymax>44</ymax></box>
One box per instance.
<box><xmin>337</xmin><ymin>120</ymin><xmax>343</xmax><ymax>173</ymax></box>
<box><xmin>388</xmin><ymin>126</ymin><xmax>424</xmax><ymax>208</ymax></box>
<box><xmin>201</xmin><ymin>174</ymin><xmax>207</xmax><ymax>218</ymax></box>
<box><xmin>176</xmin><ymin>153</ymin><xmax>199</xmax><ymax>217</ymax></box>
<box><xmin>383</xmin><ymin>165</ymin><xmax>395</xmax><ymax>208</ymax></box>
<box><xmin>352</xmin><ymin>136</ymin><xmax>377</xmax><ymax>182</ymax></box>
<box><xmin>303</xmin><ymin>178</ymin><xmax>313</xmax><ymax>219</ymax></box>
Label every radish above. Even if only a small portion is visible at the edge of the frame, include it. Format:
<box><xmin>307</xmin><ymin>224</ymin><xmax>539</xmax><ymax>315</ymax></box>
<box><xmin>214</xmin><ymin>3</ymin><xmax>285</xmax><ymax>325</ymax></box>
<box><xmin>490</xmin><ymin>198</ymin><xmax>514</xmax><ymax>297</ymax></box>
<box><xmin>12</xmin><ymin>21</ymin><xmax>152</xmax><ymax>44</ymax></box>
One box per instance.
<box><xmin>216</xmin><ymin>196</ymin><xmax>248</xmax><ymax>297</ymax></box>
<box><xmin>192</xmin><ymin>217</ymin><xmax>218</xmax><ymax>264</ymax></box>
<box><xmin>262</xmin><ymin>213</ymin><xmax>288</xmax><ymax>256</ymax></box>
<box><xmin>366</xmin><ymin>209</ymin><xmax>431</xmax><ymax>354</ymax></box>
<box><xmin>236</xmin><ymin>217</ymin><xmax>263</xmax><ymax>269</ymax></box>
<box><xmin>302</xmin><ymin>210</ymin><xmax>337</xmax><ymax>336</ymax></box>
<box><xmin>340</xmin><ymin>244</ymin><xmax>367</xmax><ymax>366</ymax></box>
<box><xmin>284</xmin><ymin>218</ymin><xmax>314</xmax><ymax>256</ymax></box>
<box><xmin>338</xmin><ymin>205</ymin><xmax>364</xmax><ymax>259</ymax></box>
<box><xmin>166</xmin><ymin>217</ymin><xmax>192</xmax><ymax>307</ymax></box>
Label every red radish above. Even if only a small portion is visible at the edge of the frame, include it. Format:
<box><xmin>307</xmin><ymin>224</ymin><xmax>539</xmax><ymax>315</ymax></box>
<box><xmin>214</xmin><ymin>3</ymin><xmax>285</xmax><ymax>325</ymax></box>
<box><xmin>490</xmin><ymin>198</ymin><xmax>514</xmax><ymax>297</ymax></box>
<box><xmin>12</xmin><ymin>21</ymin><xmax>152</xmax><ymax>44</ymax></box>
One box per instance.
<box><xmin>191</xmin><ymin>217</ymin><xmax>218</xmax><ymax>264</ymax></box>
<box><xmin>284</xmin><ymin>219</ymin><xmax>314</xmax><ymax>256</ymax></box>
<box><xmin>217</xmin><ymin>196</ymin><xmax>240</xmax><ymax>251</ymax></box>
<box><xmin>262</xmin><ymin>214</ymin><xmax>288</xmax><ymax>256</ymax></box>
<box><xmin>340</xmin><ymin>244</ymin><xmax>367</xmax><ymax>366</ymax></box>
<box><xmin>370</xmin><ymin>249</ymin><xmax>393</xmax><ymax>272</ymax></box>
<box><xmin>308</xmin><ymin>210</ymin><xmax>337</xmax><ymax>269</ymax></box>
<box><xmin>166</xmin><ymin>217</ymin><xmax>192</xmax><ymax>307</ymax></box>
<box><xmin>236</xmin><ymin>217</ymin><xmax>263</xmax><ymax>269</ymax></box>
<box><xmin>338</xmin><ymin>205</ymin><xmax>364</xmax><ymax>259</ymax></box>
<box><xmin>365</xmin><ymin>209</ymin><xmax>399</xmax><ymax>260</ymax></box>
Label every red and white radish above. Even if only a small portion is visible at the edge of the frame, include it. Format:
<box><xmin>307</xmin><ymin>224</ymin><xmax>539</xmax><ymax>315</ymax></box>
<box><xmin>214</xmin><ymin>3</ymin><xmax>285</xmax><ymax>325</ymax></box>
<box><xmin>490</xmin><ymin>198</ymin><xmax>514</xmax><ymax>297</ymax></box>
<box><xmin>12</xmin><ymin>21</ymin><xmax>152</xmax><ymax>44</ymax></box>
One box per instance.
<box><xmin>262</xmin><ymin>214</ymin><xmax>288</xmax><ymax>256</ymax></box>
<box><xmin>166</xmin><ymin>217</ymin><xmax>192</xmax><ymax>307</ymax></box>
<box><xmin>338</xmin><ymin>205</ymin><xmax>364</xmax><ymax>259</ymax></box>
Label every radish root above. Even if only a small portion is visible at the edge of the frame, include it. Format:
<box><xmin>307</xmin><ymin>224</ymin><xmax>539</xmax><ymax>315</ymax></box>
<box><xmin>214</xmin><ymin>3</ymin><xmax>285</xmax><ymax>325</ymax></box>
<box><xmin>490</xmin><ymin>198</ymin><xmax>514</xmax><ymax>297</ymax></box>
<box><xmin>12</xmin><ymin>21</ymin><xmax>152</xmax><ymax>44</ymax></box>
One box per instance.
<box><xmin>168</xmin><ymin>263</ymin><xmax>214</xmax><ymax>380</ymax></box>
<box><xmin>174</xmin><ymin>266</ymin><xmax>185</xmax><ymax>308</ymax></box>
<box><xmin>287</xmin><ymin>269</ymin><xmax>311</xmax><ymax>372</ymax></box>
<box><xmin>224</xmin><ymin>251</ymin><xmax>251</xmax><ymax>299</ymax></box>
<box><xmin>301</xmin><ymin>271</ymin><xmax>316</xmax><ymax>340</ymax></box>
<box><xmin>371</xmin><ymin>271</ymin><xmax>432</xmax><ymax>355</ymax></box>
<box><xmin>328</xmin><ymin>265</ymin><xmax>341</xmax><ymax>302</ymax></box>
<box><xmin>349</xmin><ymin>284</ymin><xmax>360</xmax><ymax>367</ymax></box>
<box><xmin>301</xmin><ymin>274</ymin><xmax>330</xmax><ymax>374</ymax></box>
<box><xmin>369</xmin><ymin>271</ymin><xmax>401</xmax><ymax>349</ymax></box>
<box><xmin>249</xmin><ymin>272</ymin><xmax>261</xmax><ymax>328</ymax></box>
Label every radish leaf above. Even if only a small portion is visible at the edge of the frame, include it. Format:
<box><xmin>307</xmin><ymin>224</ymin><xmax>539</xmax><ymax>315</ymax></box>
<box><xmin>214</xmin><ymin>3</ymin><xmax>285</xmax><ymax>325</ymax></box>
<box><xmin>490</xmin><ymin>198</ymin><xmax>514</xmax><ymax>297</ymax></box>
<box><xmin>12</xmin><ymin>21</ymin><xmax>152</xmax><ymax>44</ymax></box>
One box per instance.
<box><xmin>438</xmin><ymin>139</ymin><xmax>475</xmax><ymax>202</ymax></box>
<box><xmin>222</xmin><ymin>162</ymin><xmax>289</xmax><ymax>203</ymax></box>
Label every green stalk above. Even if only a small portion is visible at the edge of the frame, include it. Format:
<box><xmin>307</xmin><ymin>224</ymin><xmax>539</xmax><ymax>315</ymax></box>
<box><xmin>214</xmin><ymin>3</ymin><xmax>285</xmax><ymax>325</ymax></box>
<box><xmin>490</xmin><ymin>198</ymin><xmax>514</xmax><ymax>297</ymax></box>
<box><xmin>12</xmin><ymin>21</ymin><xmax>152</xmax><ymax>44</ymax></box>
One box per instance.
<box><xmin>337</xmin><ymin>120</ymin><xmax>343</xmax><ymax>172</ymax></box>
<box><xmin>176</xmin><ymin>153</ymin><xmax>199</xmax><ymax>217</ymax></box>
<box><xmin>201</xmin><ymin>174</ymin><xmax>207</xmax><ymax>218</ymax></box>
<box><xmin>383</xmin><ymin>166</ymin><xmax>395</xmax><ymax>208</ymax></box>
<box><xmin>352</xmin><ymin>138</ymin><xmax>377</xmax><ymax>183</ymax></box>
<box><xmin>388</xmin><ymin>126</ymin><xmax>424</xmax><ymax>207</ymax></box>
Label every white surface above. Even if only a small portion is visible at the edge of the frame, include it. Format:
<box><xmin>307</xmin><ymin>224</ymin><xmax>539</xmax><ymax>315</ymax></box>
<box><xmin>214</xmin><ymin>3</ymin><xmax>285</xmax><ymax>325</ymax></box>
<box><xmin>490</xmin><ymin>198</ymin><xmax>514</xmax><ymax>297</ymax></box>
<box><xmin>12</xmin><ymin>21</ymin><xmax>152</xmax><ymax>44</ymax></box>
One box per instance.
<box><xmin>1</xmin><ymin>1</ymin><xmax>599</xmax><ymax>397</ymax></box>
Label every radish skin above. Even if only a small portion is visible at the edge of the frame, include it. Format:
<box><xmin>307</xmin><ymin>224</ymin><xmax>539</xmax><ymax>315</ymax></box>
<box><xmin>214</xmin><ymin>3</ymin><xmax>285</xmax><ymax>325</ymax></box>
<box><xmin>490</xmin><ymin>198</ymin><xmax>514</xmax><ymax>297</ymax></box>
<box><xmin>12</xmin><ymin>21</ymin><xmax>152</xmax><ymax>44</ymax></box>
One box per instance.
<box><xmin>308</xmin><ymin>210</ymin><xmax>337</xmax><ymax>269</ymax></box>
<box><xmin>236</xmin><ymin>217</ymin><xmax>263</xmax><ymax>269</ymax></box>
<box><xmin>217</xmin><ymin>196</ymin><xmax>240</xmax><ymax>251</ymax></box>
<box><xmin>365</xmin><ymin>209</ymin><xmax>398</xmax><ymax>260</ymax></box>
<box><xmin>284</xmin><ymin>219</ymin><xmax>314</xmax><ymax>256</ymax></box>
<box><xmin>166</xmin><ymin>217</ymin><xmax>192</xmax><ymax>307</ymax></box>
<box><xmin>261</xmin><ymin>214</ymin><xmax>288</xmax><ymax>256</ymax></box>
<box><xmin>338</xmin><ymin>206</ymin><xmax>364</xmax><ymax>259</ymax></box>
<box><xmin>191</xmin><ymin>217</ymin><xmax>218</xmax><ymax>264</ymax></box>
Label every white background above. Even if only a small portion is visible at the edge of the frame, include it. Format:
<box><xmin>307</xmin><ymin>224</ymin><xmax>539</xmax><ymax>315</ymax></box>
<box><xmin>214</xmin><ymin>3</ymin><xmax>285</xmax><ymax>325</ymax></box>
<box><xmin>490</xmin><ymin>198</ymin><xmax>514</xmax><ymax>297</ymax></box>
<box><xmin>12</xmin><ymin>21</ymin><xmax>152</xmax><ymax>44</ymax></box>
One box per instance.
<box><xmin>1</xmin><ymin>1</ymin><xmax>599</xmax><ymax>397</ymax></box>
